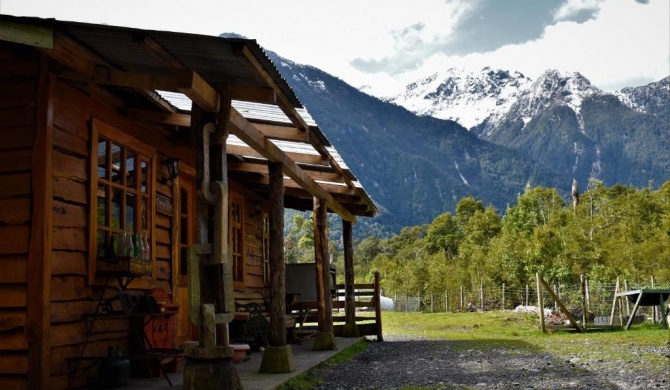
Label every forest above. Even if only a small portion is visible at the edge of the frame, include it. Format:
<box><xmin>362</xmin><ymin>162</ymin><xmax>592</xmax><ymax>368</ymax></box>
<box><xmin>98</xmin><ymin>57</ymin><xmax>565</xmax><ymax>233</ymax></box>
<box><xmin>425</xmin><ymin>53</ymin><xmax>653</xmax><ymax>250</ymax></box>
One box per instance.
<box><xmin>285</xmin><ymin>179</ymin><xmax>670</xmax><ymax>300</ymax></box>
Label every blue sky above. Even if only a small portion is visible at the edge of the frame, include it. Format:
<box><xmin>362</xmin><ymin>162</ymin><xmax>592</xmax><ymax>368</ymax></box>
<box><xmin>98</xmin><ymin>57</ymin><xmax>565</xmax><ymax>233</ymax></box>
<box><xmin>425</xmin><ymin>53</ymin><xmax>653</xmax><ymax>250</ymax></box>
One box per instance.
<box><xmin>3</xmin><ymin>0</ymin><xmax>668</xmax><ymax>96</ymax></box>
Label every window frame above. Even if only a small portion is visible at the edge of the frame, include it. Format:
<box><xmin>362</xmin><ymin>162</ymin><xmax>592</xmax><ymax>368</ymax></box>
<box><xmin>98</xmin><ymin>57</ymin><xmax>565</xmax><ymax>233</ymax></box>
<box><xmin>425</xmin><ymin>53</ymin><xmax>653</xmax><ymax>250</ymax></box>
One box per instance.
<box><xmin>229</xmin><ymin>192</ymin><xmax>245</xmax><ymax>288</ymax></box>
<box><xmin>88</xmin><ymin>118</ymin><xmax>157</xmax><ymax>285</ymax></box>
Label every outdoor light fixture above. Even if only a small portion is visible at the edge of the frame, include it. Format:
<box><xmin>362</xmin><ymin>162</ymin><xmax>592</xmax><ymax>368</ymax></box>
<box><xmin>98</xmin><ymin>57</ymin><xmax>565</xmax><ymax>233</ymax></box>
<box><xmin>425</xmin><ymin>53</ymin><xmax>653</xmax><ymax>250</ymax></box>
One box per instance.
<box><xmin>160</xmin><ymin>157</ymin><xmax>180</xmax><ymax>184</ymax></box>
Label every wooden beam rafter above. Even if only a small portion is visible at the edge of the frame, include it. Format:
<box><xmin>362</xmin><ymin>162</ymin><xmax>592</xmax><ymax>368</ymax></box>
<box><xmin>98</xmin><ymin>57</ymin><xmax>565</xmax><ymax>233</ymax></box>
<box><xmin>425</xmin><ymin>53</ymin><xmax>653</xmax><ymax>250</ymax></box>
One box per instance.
<box><xmin>226</xmin><ymin>143</ymin><xmax>328</xmax><ymax>167</ymax></box>
<box><xmin>126</xmin><ymin>108</ymin><xmax>191</xmax><ymax>127</ymax></box>
<box><xmin>241</xmin><ymin>46</ymin><xmax>359</xmax><ymax>193</ymax></box>
<box><xmin>228</xmin><ymin>107</ymin><xmax>356</xmax><ymax>222</ymax></box>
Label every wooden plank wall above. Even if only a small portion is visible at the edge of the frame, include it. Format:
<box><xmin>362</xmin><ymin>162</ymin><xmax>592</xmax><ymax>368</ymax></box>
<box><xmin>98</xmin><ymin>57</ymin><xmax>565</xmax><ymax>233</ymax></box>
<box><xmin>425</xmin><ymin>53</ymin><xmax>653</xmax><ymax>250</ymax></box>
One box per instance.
<box><xmin>239</xmin><ymin>187</ymin><xmax>267</xmax><ymax>297</ymax></box>
<box><xmin>47</xmin><ymin>79</ymin><xmax>178</xmax><ymax>388</ymax></box>
<box><xmin>0</xmin><ymin>42</ymin><xmax>38</xmax><ymax>390</ymax></box>
<box><xmin>49</xmin><ymin>78</ymin><xmax>125</xmax><ymax>389</ymax></box>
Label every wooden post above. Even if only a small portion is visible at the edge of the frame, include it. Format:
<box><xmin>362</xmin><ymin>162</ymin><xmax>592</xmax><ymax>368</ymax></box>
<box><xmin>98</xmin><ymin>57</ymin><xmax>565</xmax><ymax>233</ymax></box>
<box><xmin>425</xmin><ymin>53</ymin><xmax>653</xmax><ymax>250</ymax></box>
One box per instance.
<box><xmin>624</xmin><ymin>280</ymin><xmax>631</xmax><ymax>315</ymax></box>
<box><xmin>538</xmin><ymin>276</ymin><xmax>582</xmax><ymax>332</ymax></box>
<box><xmin>341</xmin><ymin>219</ymin><xmax>359</xmax><ymax>337</ymax></box>
<box><xmin>374</xmin><ymin>271</ymin><xmax>383</xmax><ymax>341</ymax></box>
<box><xmin>580</xmin><ymin>275</ymin><xmax>587</xmax><ymax>330</ymax></box>
<box><xmin>609</xmin><ymin>277</ymin><xmax>620</xmax><ymax>326</ymax></box>
<box><xmin>27</xmin><ymin>60</ymin><xmax>53</xmax><ymax>389</ymax></box>
<box><xmin>267</xmin><ymin>162</ymin><xmax>287</xmax><ymax>346</ymax></box>
<box><xmin>536</xmin><ymin>273</ymin><xmax>545</xmax><ymax>333</ymax></box>
<box><xmin>460</xmin><ymin>286</ymin><xmax>464</xmax><ymax>310</ymax></box>
<box><xmin>313</xmin><ymin>197</ymin><xmax>335</xmax><ymax>350</ymax></box>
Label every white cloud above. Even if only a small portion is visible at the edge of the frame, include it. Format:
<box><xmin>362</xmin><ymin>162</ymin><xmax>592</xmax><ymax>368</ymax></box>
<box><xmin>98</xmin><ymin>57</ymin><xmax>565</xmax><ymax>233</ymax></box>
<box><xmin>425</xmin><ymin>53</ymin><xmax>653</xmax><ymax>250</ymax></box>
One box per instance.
<box><xmin>373</xmin><ymin>0</ymin><xmax>670</xmax><ymax>94</ymax></box>
<box><xmin>3</xmin><ymin>0</ymin><xmax>667</xmax><ymax>95</ymax></box>
<box><xmin>553</xmin><ymin>0</ymin><xmax>604</xmax><ymax>22</ymax></box>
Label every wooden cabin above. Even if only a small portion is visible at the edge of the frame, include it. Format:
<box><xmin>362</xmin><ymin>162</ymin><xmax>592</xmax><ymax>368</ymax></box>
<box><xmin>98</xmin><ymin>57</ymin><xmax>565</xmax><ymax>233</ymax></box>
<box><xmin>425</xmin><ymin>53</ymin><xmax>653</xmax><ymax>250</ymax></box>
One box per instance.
<box><xmin>0</xmin><ymin>15</ymin><xmax>377</xmax><ymax>389</ymax></box>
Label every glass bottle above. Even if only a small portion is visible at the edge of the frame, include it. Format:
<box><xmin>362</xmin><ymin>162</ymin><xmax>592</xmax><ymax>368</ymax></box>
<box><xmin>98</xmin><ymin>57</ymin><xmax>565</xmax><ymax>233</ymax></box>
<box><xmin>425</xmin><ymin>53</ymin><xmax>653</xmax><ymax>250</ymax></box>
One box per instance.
<box><xmin>107</xmin><ymin>235</ymin><xmax>117</xmax><ymax>263</ymax></box>
<box><xmin>133</xmin><ymin>232</ymin><xmax>140</xmax><ymax>258</ymax></box>
<box><xmin>142</xmin><ymin>234</ymin><xmax>150</xmax><ymax>260</ymax></box>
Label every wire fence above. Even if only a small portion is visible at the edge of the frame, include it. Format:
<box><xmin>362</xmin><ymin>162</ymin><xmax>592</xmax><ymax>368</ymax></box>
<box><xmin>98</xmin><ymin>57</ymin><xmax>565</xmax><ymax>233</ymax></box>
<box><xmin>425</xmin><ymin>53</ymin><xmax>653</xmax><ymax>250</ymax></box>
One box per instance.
<box><xmin>390</xmin><ymin>277</ymin><xmax>668</xmax><ymax>328</ymax></box>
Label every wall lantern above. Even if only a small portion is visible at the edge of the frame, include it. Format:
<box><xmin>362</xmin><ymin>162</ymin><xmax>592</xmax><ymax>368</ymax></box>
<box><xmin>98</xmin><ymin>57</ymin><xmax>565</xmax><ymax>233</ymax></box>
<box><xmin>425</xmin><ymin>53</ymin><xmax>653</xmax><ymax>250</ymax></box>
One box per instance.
<box><xmin>160</xmin><ymin>157</ymin><xmax>180</xmax><ymax>184</ymax></box>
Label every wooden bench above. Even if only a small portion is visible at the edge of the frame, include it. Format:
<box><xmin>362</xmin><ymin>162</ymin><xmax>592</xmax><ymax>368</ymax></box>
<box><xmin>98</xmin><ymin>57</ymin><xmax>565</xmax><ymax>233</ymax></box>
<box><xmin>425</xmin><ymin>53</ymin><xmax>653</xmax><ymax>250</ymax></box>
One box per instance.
<box><xmin>233</xmin><ymin>293</ymin><xmax>296</xmax><ymax>347</ymax></box>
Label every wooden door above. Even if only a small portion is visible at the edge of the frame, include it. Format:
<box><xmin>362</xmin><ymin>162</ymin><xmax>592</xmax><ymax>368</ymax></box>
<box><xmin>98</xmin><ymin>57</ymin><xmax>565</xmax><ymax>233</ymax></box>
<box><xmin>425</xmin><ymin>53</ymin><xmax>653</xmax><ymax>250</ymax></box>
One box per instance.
<box><xmin>174</xmin><ymin>174</ymin><xmax>196</xmax><ymax>346</ymax></box>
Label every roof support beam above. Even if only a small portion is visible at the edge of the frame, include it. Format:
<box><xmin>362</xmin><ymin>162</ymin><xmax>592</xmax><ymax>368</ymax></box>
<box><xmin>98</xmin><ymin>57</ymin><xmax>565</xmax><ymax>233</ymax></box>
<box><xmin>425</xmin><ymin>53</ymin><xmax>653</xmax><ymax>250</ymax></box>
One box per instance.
<box><xmin>241</xmin><ymin>46</ymin><xmax>358</xmax><ymax>192</ymax></box>
<box><xmin>228</xmin><ymin>107</ymin><xmax>356</xmax><ymax>222</ymax></box>
<box><xmin>226</xmin><ymin>143</ymin><xmax>328</xmax><ymax>166</ymax></box>
<box><xmin>126</xmin><ymin>108</ymin><xmax>191</xmax><ymax>127</ymax></box>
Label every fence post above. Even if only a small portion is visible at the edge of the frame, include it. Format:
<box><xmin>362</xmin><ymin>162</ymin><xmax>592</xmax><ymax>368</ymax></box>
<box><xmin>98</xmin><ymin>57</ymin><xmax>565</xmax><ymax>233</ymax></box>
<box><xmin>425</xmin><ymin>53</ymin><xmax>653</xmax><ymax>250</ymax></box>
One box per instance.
<box><xmin>445</xmin><ymin>289</ymin><xmax>449</xmax><ymax>312</ymax></box>
<box><xmin>536</xmin><ymin>273</ymin><xmax>546</xmax><ymax>333</ymax></box>
<box><xmin>479</xmin><ymin>282</ymin><xmax>484</xmax><ymax>311</ymax></box>
<box><xmin>651</xmin><ymin>276</ymin><xmax>657</xmax><ymax>323</ymax></box>
<box><xmin>553</xmin><ymin>284</ymin><xmax>558</xmax><ymax>311</ymax></box>
<box><xmin>585</xmin><ymin>277</ymin><xmax>591</xmax><ymax>313</ymax></box>
<box><xmin>580</xmin><ymin>275</ymin><xmax>587</xmax><ymax>330</ymax></box>
<box><xmin>374</xmin><ymin>271</ymin><xmax>383</xmax><ymax>341</ymax></box>
<box><xmin>502</xmin><ymin>283</ymin><xmax>505</xmax><ymax>310</ymax></box>
<box><xmin>525</xmin><ymin>284</ymin><xmax>529</xmax><ymax>306</ymax></box>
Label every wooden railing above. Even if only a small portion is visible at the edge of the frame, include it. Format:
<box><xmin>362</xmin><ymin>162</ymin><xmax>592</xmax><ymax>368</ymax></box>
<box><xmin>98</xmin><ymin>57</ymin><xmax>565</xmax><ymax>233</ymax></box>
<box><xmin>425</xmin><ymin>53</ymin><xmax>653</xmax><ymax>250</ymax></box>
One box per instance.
<box><xmin>290</xmin><ymin>272</ymin><xmax>384</xmax><ymax>341</ymax></box>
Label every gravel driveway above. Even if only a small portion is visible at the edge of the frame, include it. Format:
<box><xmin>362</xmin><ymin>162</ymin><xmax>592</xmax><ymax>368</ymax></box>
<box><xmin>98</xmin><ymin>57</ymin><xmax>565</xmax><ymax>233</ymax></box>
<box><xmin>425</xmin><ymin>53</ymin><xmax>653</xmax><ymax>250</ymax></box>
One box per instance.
<box><xmin>307</xmin><ymin>335</ymin><xmax>670</xmax><ymax>389</ymax></box>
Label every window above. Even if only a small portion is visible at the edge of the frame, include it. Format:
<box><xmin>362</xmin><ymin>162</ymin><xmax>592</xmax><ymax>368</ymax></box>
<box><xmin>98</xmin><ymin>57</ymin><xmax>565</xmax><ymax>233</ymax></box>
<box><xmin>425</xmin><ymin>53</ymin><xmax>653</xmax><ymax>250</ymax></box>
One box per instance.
<box><xmin>229</xmin><ymin>193</ymin><xmax>244</xmax><ymax>284</ymax></box>
<box><xmin>178</xmin><ymin>178</ymin><xmax>194</xmax><ymax>282</ymax></box>
<box><xmin>90</xmin><ymin>119</ymin><xmax>155</xmax><ymax>282</ymax></box>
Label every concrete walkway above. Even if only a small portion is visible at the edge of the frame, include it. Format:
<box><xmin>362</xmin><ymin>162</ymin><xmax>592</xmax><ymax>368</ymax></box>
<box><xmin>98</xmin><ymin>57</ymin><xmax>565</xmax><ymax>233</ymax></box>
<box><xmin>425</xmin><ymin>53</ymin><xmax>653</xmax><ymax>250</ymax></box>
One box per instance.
<box><xmin>129</xmin><ymin>336</ymin><xmax>365</xmax><ymax>390</ymax></box>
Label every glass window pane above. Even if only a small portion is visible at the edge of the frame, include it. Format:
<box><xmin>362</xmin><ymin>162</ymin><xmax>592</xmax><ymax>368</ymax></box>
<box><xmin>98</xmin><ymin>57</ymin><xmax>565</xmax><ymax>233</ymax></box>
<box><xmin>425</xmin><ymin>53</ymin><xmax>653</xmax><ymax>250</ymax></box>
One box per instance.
<box><xmin>96</xmin><ymin>230</ymin><xmax>107</xmax><ymax>259</ymax></box>
<box><xmin>141</xmin><ymin>197</ymin><xmax>148</xmax><ymax>230</ymax></box>
<box><xmin>97</xmin><ymin>185</ymin><xmax>107</xmax><ymax>227</ymax></box>
<box><xmin>97</xmin><ymin>138</ymin><xmax>108</xmax><ymax>179</ymax></box>
<box><xmin>180</xmin><ymin>216</ymin><xmax>188</xmax><ymax>244</ymax></box>
<box><xmin>140</xmin><ymin>160</ymin><xmax>148</xmax><ymax>193</ymax></box>
<box><xmin>127</xmin><ymin>150</ymin><xmax>136</xmax><ymax>189</ymax></box>
<box><xmin>111</xmin><ymin>188</ymin><xmax>122</xmax><ymax>230</ymax></box>
<box><xmin>126</xmin><ymin>192</ymin><xmax>135</xmax><ymax>231</ymax></box>
<box><xmin>111</xmin><ymin>143</ymin><xmax>123</xmax><ymax>184</ymax></box>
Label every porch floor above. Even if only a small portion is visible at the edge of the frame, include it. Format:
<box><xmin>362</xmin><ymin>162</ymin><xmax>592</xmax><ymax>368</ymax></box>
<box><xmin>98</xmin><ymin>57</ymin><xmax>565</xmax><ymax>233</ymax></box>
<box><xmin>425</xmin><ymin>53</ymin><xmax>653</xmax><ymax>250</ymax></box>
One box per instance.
<box><xmin>125</xmin><ymin>336</ymin><xmax>365</xmax><ymax>390</ymax></box>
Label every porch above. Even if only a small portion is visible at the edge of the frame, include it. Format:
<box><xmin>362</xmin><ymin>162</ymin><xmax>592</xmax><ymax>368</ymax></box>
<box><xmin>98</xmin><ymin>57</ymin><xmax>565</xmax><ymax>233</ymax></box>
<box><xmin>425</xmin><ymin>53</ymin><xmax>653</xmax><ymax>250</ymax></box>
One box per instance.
<box><xmin>124</xmin><ymin>336</ymin><xmax>365</xmax><ymax>390</ymax></box>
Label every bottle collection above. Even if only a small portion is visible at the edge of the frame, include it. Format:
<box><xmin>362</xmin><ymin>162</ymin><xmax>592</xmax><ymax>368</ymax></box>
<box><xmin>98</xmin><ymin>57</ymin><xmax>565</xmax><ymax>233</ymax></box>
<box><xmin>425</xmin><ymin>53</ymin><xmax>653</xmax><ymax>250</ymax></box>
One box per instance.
<box><xmin>108</xmin><ymin>231</ymin><xmax>150</xmax><ymax>261</ymax></box>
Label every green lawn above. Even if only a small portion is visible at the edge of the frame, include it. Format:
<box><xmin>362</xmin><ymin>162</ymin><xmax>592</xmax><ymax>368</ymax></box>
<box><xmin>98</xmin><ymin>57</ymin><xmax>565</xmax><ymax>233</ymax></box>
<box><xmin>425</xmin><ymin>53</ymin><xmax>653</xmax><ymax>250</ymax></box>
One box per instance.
<box><xmin>382</xmin><ymin>310</ymin><xmax>670</xmax><ymax>372</ymax></box>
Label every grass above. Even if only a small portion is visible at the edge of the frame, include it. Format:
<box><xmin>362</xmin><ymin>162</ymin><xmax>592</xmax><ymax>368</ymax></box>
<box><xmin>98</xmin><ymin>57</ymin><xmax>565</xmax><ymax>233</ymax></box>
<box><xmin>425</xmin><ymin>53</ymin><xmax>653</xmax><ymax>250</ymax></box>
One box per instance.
<box><xmin>382</xmin><ymin>310</ymin><xmax>670</xmax><ymax>374</ymax></box>
<box><xmin>278</xmin><ymin>311</ymin><xmax>670</xmax><ymax>389</ymax></box>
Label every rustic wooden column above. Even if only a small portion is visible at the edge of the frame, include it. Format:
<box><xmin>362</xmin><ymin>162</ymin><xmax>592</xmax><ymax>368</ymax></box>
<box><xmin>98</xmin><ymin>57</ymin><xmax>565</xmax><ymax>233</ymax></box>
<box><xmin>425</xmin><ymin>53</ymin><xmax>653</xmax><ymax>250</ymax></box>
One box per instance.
<box><xmin>313</xmin><ymin>197</ymin><xmax>336</xmax><ymax>350</ymax></box>
<box><xmin>267</xmin><ymin>161</ymin><xmax>287</xmax><ymax>346</ymax></box>
<box><xmin>341</xmin><ymin>219</ymin><xmax>359</xmax><ymax>337</ymax></box>
<box><xmin>27</xmin><ymin>57</ymin><xmax>53</xmax><ymax>389</ymax></box>
<box><xmin>259</xmin><ymin>162</ymin><xmax>296</xmax><ymax>373</ymax></box>
<box><xmin>184</xmin><ymin>97</ymin><xmax>239</xmax><ymax>390</ymax></box>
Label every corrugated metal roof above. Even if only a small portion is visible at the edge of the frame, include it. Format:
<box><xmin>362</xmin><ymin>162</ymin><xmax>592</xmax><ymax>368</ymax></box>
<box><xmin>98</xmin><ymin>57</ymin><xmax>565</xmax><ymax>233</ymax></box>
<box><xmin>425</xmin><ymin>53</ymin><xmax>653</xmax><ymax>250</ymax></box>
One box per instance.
<box><xmin>1</xmin><ymin>14</ymin><xmax>302</xmax><ymax>108</ymax></box>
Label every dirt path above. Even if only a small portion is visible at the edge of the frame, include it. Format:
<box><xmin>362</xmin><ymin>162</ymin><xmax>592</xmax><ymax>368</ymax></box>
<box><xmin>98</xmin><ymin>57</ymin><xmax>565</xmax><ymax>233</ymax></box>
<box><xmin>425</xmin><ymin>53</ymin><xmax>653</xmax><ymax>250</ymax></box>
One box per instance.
<box><xmin>306</xmin><ymin>336</ymin><xmax>669</xmax><ymax>389</ymax></box>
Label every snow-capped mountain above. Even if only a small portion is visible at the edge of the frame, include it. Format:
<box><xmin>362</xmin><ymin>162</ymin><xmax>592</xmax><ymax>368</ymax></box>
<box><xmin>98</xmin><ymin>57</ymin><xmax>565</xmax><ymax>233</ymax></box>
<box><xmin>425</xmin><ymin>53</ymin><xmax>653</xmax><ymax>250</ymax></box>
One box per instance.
<box><xmin>479</xmin><ymin>69</ymin><xmax>603</xmax><ymax>136</ymax></box>
<box><xmin>389</xmin><ymin>67</ymin><xmax>668</xmax><ymax>191</ymax></box>
<box><xmin>615</xmin><ymin>76</ymin><xmax>670</xmax><ymax>117</ymax></box>
<box><xmin>388</xmin><ymin>67</ymin><xmax>532</xmax><ymax>130</ymax></box>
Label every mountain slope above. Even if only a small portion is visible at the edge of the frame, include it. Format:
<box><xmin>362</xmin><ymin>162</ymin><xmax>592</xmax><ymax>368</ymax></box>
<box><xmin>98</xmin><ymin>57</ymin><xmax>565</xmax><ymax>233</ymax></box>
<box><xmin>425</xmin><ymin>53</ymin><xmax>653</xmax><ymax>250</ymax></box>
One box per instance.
<box><xmin>267</xmin><ymin>56</ymin><xmax>567</xmax><ymax>232</ymax></box>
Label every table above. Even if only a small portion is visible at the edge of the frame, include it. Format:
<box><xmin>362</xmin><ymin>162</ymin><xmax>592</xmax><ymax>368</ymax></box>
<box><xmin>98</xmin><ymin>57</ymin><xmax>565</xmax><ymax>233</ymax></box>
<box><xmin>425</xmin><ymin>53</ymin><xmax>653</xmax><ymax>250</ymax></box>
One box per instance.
<box><xmin>615</xmin><ymin>288</ymin><xmax>670</xmax><ymax>330</ymax></box>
